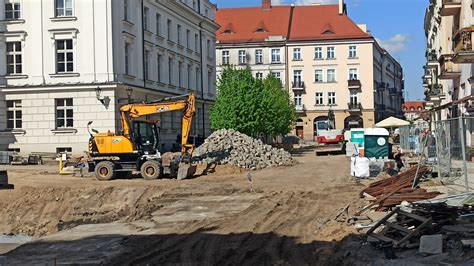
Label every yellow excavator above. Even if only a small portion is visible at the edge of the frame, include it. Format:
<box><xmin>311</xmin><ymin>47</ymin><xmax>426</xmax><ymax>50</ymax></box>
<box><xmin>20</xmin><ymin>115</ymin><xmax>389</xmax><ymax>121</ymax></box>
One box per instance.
<box><xmin>86</xmin><ymin>93</ymin><xmax>196</xmax><ymax>181</ymax></box>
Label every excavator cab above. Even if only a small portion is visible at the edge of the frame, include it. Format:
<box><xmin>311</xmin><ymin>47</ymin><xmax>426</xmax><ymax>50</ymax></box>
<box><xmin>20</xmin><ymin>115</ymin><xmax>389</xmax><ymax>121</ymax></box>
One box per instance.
<box><xmin>131</xmin><ymin>120</ymin><xmax>160</xmax><ymax>154</ymax></box>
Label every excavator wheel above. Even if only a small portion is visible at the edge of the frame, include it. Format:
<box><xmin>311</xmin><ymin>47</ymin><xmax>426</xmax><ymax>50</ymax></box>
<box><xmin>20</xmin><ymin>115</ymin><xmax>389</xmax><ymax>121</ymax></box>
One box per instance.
<box><xmin>140</xmin><ymin>160</ymin><xmax>160</xmax><ymax>180</ymax></box>
<box><xmin>94</xmin><ymin>161</ymin><xmax>116</xmax><ymax>181</ymax></box>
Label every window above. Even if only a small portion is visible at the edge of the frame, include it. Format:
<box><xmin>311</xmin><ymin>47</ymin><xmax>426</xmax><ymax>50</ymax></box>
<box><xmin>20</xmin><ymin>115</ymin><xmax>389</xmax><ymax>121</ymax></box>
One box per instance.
<box><xmin>314</xmin><ymin>47</ymin><xmax>323</xmax><ymax>59</ymax></box>
<box><xmin>327</xmin><ymin>47</ymin><xmax>335</xmax><ymax>59</ymax></box>
<box><xmin>349</xmin><ymin>45</ymin><xmax>357</xmax><ymax>58</ymax></box>
<box><xmin>144</xmin><ymin>50</ymin><xmax>150</xmax><ymax>80</ymax></box>
<box><xmin>327</xmin><ymin>69</ymin><xmax>336</xmax><ymax>82</ymax></box>
<box><xmin>222</xmin><ymin>50</ymin><xmax>229</xmax><ymax>65</ymax></box>
<box><xmin>208</xmin><ymin>71</ymin><xmax>212</xmax><ymax>92</ymax></box>
<box><xmin>256</xmin><ymin>72</ymin><xmax>263</xmax><ymax>79</ymax></box>
<box><xmin>124</xmin><ymin>43</ymin><xmax>130</xmax><ymax>75</ymax></box>
<box><xmin>314</xmin><ymin>69</ymin><xmax>323</xmax><ymax>83</ymax></box>
<box><xmin>156</xmin><ymin>13</ymin><xmax>161</xmax><ymax>36</ymax></box>
<box><xmin>350</xmin><ymin>91</ymin><xmax>358</xmax><ymax>105</ymax></box>
<box><xmin>349</xmin><ymin>68</ymin><xmax>358</xmax><ymax>80</ymax></box>
<box><xmin>328</xmin><ymin>92</ymin><xmax>336</xmax><ymax>105</ymax></box>
<box><xmin>255</xmin><ymin>49</ymin><xmax>263</xmax><ymax>64</ymax></box>
<box><xmin>195</xmin><ymin>34</ymin><xmax>199</xmax><ymax>52</ymax></box>
<box><xmin>178</xmin><ymin>61</ymin><xmax>183</xmax><ymax>87</ymax></box>
<box><xmin>315</xmin><ymin>92</ymin><xmax>323</xmax><ymax>106</ymax></box>
<box><xmin>143</xmin><ymin>7</ymin><xmax>149</xmax><ymax>31</ymax></box>
<box><xmin>55</xmin><ymin>98</ymin><xmax>73</xmax><ymax>128</ymax></box>
<box><xmin>293</xmin><ymin>70</ymin><xmax>302</xmax><ymax>84</ymax></box>
<box><xmin>207</xmin><ymin>39</ymin><xmax>211</xmax><ymax>57</ymax></box>
<box><xmin>238</xmin><ymin>50</ymin><xmax>246</xmax><ymax>65</ymax></box>
<box><xmin>56</xmin><ymin>40</ymin><xmax>74</xmax><ymax>73</ymax></box>
<box><xmin>6</xmin><ymin>100</ymin><xmax>21</xmax><ymax>129</ymax></box>
<box><xmin>293</xmin><ymin>48</ymin><xmax>301</xmax><ymax>60</ymax></box>
<box><xmin>177</xmin><ymin>24</ymin><xmax>182</xmax><ymax>45</ymax></box>
<box><xmin>188</xmin><ymin>64</ymin><xmax>192</xmax><ymax>89</ymax></box>
<box><xmin>6</xmin><ymin>42</ymin><xmax>22</xmax><ymax>75</ymax></box>
<box><xmin>5</xmin><ymin>3</ymin><xmax>20</xmax><ymax>20</ymax></box>
<box><xmin>196</xmin><ymin>67</ymin><xmax>200</xmax><ymax>91</ymax></box>
<box><xmin>168</xmin><ymin>58</ymin><xmax>173</xmax><ymax>85</ymax></box>
<box><xmin>294</xmin><ymin>93</ymin><xmax>302</xmax><ymax>107</ymax></box>
<box><xmin>272</xmin><ymin>72</ymin><xmax>281</xmax><ymax>81</ymax></box>
<box><xmin>193</xmin><ymin>0</ymin><xmax>197</xmax><ymax>10</ymax></box>
<box><xmin>123</xmin><ymin>0</ymin><xmax>128</xmax><ymax>21</ymax></box>
<box><xmin>157</xmin><ymin>54</ymin><xmax>162</xmax><ymax>82</ymax></box>
<box><xmin>186</xmin><ymin>29</ymin><xmax>191</xmax><ymax>49</ymax></box>
<box><xmin>56</xmin><ymin>0</ymin><xmax>73</xmax><ymax>17</ymax></box>
<box><xmin>167</xmin><ymin>19</ymin><xmax>172</xmax><ymax>41</ymax></box>
<box><xmin>271</xmin><ymin>49</ymin><xmax>280</xmax><ymax>63</ymax></box>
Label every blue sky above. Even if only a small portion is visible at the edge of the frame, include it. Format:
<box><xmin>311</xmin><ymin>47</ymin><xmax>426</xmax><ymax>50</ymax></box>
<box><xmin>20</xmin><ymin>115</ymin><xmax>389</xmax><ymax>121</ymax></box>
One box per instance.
<box><xmin>212</xmin><ymin>0</ymin><xmax>427</xmax><ymax>101</ymax></box>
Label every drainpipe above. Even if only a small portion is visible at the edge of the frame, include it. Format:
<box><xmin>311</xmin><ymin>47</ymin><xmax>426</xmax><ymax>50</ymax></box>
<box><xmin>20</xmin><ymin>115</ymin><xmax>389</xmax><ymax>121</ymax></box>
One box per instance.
<box><xmin>141</xmin><ymin>0</ymin><xmax>146</xmax><ymax>90</ymax></box>
<box><xmin>198</xmin><ymin>0</ymin><xmax>206</xmax><ymax>139</ymax></box>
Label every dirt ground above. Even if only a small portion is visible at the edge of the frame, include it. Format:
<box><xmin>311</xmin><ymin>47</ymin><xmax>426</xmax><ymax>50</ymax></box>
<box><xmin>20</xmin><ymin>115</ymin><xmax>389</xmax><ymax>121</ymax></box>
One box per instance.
<box><xmin>0</xmin><ymin>148</ymin><xmax>380</xmax><ymax>265</ymax></box>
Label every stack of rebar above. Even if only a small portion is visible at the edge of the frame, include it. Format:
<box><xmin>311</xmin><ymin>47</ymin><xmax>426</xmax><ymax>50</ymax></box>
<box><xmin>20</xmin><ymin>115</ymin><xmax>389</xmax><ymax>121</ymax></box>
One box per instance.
<box><xmin>360</xmin><ymin>165</ymin><xmax>441</xmax><ymax>210</ymax></box>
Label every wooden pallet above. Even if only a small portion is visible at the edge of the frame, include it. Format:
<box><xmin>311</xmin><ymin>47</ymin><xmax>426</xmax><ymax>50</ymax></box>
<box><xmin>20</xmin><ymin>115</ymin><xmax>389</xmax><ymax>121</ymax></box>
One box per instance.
<box><xmin>367</xmin><ymin>207</ymin><xmax>433</xmax><ymax>248</ymax></box>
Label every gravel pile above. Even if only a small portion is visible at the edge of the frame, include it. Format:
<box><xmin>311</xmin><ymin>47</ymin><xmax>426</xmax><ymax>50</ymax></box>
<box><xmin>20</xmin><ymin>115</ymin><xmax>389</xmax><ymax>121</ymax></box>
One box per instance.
<box><xmin>193</xmin><ymin>129</ymin><xmax>296</xmax><ymax>170</ymax></box>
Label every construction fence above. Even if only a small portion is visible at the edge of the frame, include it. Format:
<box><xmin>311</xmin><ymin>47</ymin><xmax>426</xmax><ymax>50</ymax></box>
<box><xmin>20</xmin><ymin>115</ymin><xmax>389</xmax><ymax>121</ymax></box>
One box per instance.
<box><xmin>399</xmin><ymin>117</ymin><xmax>474</xmax><ymax>192</ymax></box>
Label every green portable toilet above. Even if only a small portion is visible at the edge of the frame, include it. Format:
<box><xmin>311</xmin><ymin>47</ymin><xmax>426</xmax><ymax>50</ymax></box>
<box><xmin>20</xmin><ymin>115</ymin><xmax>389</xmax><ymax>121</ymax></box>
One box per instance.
<box><xmin>364</xmin><ymin>128</ymin><xmax>390</xmax><ymax>159</ymax></box>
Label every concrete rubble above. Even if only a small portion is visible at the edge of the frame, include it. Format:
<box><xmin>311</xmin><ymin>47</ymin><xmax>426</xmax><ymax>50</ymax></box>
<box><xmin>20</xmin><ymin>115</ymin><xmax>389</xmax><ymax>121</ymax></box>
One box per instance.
<box><xmin>193</xmin><ymin>129</ymin><xmax>296</xmax><ymax>170</ymax></box>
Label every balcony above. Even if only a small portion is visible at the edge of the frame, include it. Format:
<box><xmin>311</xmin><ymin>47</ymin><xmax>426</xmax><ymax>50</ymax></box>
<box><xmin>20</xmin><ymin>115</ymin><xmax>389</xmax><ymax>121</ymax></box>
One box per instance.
<box><xmin>439</xmin><ymin>54</ymin><xmax>461</xmax><ymax>79</ymax></box>
<box><xmin>425</xmin><ymin>84</ymin><xmax>445</xmax><ymax>102</ymax></box>
<box><xmin>375</xmin><ymin>81</ymin><xmax>387</xmax><ymax>91</ymax></box>
<box><xmin>348</xmin><ymin>79</ymin><xmax>361</xmax><ymax>90</ymax></box>
<box><xmin>453</xmin><ymin>27</ymin><xmax>474</xmax><ymax>63</ymax></box>
<box><xmin>347</xmin><ymin>102</ymin><xmax>362</xmax><ymax>112</ymax></box>
<box><xmin>389</xmin><ymin>87</ymin><xmax>397</xmax><ymax>96</ymax></box>
<box><xmin>292</xmin><ymin>81</ymin><xmax>305</xmax><ymax>91</ymax></box>
<box><xmin>441</xmin><ymin>0</ymin><xmax>461</xmax><ymax>16</ymax></box>
<box><xmin>426</xmin><ymin>49</ymin><xmax>438</xmax><ymax>68</ymax></box>
<box><xmin>295</xmin><ymin>104</ymin><xmax>306</xmax><ymax>113</ymax></box>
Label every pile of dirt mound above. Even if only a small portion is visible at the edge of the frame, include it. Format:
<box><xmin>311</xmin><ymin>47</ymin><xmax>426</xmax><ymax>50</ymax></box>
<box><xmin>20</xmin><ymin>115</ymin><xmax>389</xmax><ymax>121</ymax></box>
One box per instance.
<box><xmin>193</xmin><ymin>129</ymin><xmax>296</xmax><ymax>170</ymax></box>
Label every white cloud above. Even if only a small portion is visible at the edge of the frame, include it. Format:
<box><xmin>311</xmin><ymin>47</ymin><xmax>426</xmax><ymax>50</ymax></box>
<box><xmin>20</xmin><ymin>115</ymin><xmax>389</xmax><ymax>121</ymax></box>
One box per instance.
<box><xmin>376</xmin><ymin>34</ymin><xmax>409</xmax><ymax>55</ymax></box>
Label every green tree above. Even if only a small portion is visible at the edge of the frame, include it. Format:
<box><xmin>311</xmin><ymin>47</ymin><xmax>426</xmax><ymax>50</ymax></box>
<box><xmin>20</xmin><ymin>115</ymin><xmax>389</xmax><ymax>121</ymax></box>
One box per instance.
<box><xmin>210</xmin><ymin>66</ymin><xmax>297</xmax><ymax>138</ymax></box>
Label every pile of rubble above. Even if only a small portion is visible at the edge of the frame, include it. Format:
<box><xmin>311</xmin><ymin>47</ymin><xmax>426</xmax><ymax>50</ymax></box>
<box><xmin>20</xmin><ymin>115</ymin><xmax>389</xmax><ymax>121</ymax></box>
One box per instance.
<box><xmin>193</xmin><ymin>129</ymin><xmax>296</xmax><ymax>170</ymax></box>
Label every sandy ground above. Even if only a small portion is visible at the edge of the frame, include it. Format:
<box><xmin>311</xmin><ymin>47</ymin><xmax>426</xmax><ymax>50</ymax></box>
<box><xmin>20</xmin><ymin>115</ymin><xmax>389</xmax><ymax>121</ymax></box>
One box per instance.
<box><xmin>0</xmin><ymin>148</ymin><xmax>378</xmax><ymax>265</ymax></box>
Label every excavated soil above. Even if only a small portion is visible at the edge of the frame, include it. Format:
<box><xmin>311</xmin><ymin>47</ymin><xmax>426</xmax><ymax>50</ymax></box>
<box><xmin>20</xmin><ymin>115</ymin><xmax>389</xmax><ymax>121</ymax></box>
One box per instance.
<box><xmin>0</xmin><ymin>149</ymin><xmax>370</xmax><ymax>264</ymax></box>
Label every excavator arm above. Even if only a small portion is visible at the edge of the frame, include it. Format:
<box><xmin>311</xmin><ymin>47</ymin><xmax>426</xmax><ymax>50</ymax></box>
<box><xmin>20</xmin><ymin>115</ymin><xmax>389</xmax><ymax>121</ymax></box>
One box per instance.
<box><xmin>119</xmin><ymin>93</ymin><xmax>196</xmax><ymax>159</ymax></box>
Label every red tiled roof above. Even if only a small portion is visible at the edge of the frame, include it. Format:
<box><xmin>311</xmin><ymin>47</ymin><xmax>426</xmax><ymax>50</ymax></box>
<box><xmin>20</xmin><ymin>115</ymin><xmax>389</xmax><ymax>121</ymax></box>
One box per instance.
<box><xmin>216</xmin><ymin>4</ymin><xmax>371</xmax><ymax>44</ymax></box>
<box><xmin>289</xmin><ymin>5</ymin><xmax>371</xmax><ymax>41</ymax></box>
<box><xmin>403</xmin><ymin>101</ymin><xmax>426</xmax><ymax>113</ymax></box>
<box><xmin>216</xmin><ymin>6</ymin><xmax>292</xmax><ymax>43</ymax></box>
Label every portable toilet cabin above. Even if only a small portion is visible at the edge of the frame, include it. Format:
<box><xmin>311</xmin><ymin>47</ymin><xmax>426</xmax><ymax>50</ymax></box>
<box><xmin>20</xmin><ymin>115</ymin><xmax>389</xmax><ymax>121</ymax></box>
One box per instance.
<box><xmin>364</xmin><ymin>128</ymin><xmax>390</xmax><ymax>159</ymax></box>
<box><xmin>350</xmin><ymin>128</ymin><xmax>365</xmax><ymax>148</ymax></box>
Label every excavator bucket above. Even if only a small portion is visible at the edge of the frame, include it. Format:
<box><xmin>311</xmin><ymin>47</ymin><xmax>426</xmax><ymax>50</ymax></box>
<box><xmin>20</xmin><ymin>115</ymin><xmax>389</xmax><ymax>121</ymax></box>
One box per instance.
<box><xmin>177</xmin><ymin>162</ymin><xmax>196</xmax><ymax>180</ymax></box>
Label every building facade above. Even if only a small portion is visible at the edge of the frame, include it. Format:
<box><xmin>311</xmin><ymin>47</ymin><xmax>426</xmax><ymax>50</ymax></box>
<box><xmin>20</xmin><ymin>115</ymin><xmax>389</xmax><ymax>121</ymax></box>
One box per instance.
<box><xmin>403</xmin><ymin>101</ymin><xmax>426</xmax><ymax>122</ymax></box>
<box><xmin>215</xmin><ymin>0</ymin><xmax>404</xmax><ymax>141</ymax></box>
<box><xmin>423</xmin><ymin>0</ymin><xmax>474</xmax><ymax>122</ymax></box>
<box><xmin>0</xmin><ymin>0</ymin><xmax>219</xmax><ymax>155</ymax></box>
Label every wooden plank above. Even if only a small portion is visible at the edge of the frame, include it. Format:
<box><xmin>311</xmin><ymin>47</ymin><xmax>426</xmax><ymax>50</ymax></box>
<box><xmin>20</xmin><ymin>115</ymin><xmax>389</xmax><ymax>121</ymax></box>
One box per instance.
<box><xmin>385</xmin><ymin>221</ymin><xmax>412</xmax><ymax>234</ymax></box>
<box><xmin>397</xmin><ymin>210</ymin><xmax>429</xmax><ymax>223</ymax></box>
<box><xmin>366</xmin><ymin>207</ymin><xmax>399</xmax><ymax>235</ymax></box>
<box><xmin>396</xmin><ymin>218</ymin><xmax>433</xmax><ymax>248</ymax></box>
<box><xmin>368</xmin><ymin>232</ymin><xmax>398</xmax><ymax>244</ymax></box>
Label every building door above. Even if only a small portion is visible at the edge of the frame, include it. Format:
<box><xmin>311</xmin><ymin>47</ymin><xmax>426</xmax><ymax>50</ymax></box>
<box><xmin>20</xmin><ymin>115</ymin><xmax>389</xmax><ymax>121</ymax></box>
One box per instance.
<box><xmin>344</xmin><ymin>115</ymin><xmax>363</xmax><ymax>130</ymax></box>
<box><xmin>296</xmin><ymin>118</ymin><xmax>304</xmax><ymax>139</ymax></box>
<box><xmin>296</xmin><ymin>126</ymin><xmax>304</xmax><ymax>139</ymax></box>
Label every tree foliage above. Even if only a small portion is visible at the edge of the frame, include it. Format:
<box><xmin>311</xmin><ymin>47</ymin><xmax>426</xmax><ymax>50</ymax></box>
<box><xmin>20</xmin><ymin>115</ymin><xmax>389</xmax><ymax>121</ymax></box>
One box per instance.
<box><xmin>210</xmin><ymin>67</ymin><xmax>297</xmax><ymax>137</ymax></box>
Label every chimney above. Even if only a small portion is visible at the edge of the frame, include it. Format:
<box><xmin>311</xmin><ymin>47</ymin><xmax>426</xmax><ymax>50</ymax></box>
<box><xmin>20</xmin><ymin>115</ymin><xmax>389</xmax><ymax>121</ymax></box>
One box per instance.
<box><xmin>262</xmin><ymin>0</ymin><xmax>271</xmax><ymax>10</ymax></box>
<box><xmin>338</xmin><ymin>0</ymin><xmax>346</xmax><ymax>15</ymax></box>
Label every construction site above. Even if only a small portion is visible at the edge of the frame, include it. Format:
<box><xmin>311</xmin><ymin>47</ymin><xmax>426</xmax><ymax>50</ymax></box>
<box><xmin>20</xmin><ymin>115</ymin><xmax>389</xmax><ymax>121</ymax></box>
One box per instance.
<box><xmin>0</xmin><ymin>125</ymin><xmax>474</xmax><ymax>265</ymax></box>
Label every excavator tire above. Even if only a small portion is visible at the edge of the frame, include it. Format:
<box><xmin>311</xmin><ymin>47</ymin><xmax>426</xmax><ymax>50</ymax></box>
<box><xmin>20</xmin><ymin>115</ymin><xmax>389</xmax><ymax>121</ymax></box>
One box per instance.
<box><xmin>140</xmin><ymin>160</ymin><xmax>160</xmax><ymax>180</ymax></box>
<box><xmin>94</xmin><ymin>161</ymin><xmax>116</xmax><ymax>181</ymax></box>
